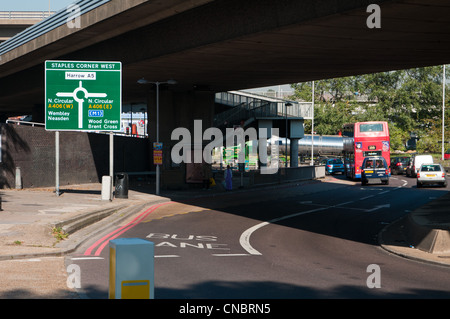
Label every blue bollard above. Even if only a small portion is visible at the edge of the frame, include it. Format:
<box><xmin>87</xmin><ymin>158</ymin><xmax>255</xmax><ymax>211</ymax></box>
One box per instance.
<box><xmin>109</xmin><ymin>238</ymin><xmax>155</xmax><ymax>299</ymax></box>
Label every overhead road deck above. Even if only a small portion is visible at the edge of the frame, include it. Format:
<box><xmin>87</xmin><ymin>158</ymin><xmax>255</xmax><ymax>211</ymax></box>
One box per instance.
<box><xmin>0</xmin><ymin>0</ymin><xmax>449</xmax><ymax>114</ymax></box>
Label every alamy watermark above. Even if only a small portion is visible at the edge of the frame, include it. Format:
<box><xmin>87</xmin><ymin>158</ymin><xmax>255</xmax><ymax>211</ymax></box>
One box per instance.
<box><xmin>366</xmin><ymin>4</ymin><xmax>381</xmax><ymax>29</ymax></box>
<box><xmin>66</xmin><ymin>264</ymin><xmax>81</xmax><ymax>289</ymax></box>
<box><xmin>171</xmin><ymin>120</ymin><xmax>280</xmax><ymax>174</ymax></box>
<box><xmin>65</xmin><ymin>3</ymin><xmax>381</xmax><ymax>30</ymax></box>
<box><xmin>366</xmin><ymin>264</ymin><xmax>381</xmax><ymax>289</ymax></box>
<box><xmin>65</xmin><ymin>262</ymin><xmax>382</xmax><ymax>291</ymax></box>
<box><xmin>66</xmin><ymin>4</ymin><xmax>81</xmax><ymax>29</ymax></box>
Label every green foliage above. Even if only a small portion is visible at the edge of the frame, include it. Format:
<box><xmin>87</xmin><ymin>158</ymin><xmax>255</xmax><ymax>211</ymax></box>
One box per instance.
<box><xmin>52</xmin><ymin>226</ymin><xmax>68</xmax><ymax>242</ymax></box>
<box><xmin>416</xmin><ymin>135</ymin><xmax>441</xmax><ymax>154</ymax></box>
<box><xmin>290</xmin><ymin>65</ymin><xmax>449</xmax><ymax>152</ymax></box>
<box><xmin>389</xmin><ymin>123</ymin><xmax>410</xmax><ymax>152</ymax></box>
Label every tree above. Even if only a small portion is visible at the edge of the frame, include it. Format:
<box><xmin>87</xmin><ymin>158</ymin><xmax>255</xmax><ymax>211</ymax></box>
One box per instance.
<box><xmin>290</xmin><ymin>77</ymin><xmax>359</xmax><ymax>135</ymax></box>
<box><xmin>289</xmin><ymin>65</ymin><xmax>449</xmax><ymax>152</ymax></box>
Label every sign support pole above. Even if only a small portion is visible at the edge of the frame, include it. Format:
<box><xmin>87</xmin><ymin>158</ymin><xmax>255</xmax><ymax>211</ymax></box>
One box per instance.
<box><xmin>55</xmin><ymin>131</ymin><xmax>61</xmax><ymax>196</ymax></box>
<box><xmin>156</xmin><ymin>82</ymin><xmax>160</xmax><ymax>196</ymax></box>
<box><xmin>110</xmin><ymin>132</ymin><xmax>114</xmax><ymax>199</ymax></box>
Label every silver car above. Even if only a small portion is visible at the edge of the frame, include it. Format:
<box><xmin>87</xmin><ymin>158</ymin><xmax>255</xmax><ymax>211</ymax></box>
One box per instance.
<box><xmin>416</xmin><ymin>164</ymin><xmax>447</xmax><ymax>188</ymax></box>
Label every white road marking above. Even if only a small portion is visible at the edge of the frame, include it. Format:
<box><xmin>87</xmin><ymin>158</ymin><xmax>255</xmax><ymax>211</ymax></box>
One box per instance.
<box><xmin>240</xmin><ymin>207</ymin><xmax>327</xmax><ymax>256</ymax></box>
<box><xmin>365</xmin><ymin>204</ymin><xmax>391</xmax><ymax>212</ymax></box>
<box><xmin>71</xmin><ymin>257</ymin><xmax>104</xmax><ymax>261</ymax></box>
<box><xmin>240</xmin><ymin>178</ymin><xmax>408</xmax><ymax>256</ymax></box>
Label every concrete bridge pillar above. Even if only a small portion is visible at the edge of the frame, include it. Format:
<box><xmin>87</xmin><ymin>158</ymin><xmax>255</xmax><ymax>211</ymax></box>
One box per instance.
<box><xmin>147</xmin><ymin>89</ymin><xmax>215</xmax><ymax>146</ymax></box>
<box><xmin>289</xmin><ymin>120</ymin><xmax>304</xmax><ymax>168</ymax></box>
<box><xmin>290</xmin><ymin>138</ymin><xmax>299</xmax><ymax>168</ymax></box>
<box><xmin>145</xmin><ymin>89</ymin><xmax>215</xmax><ymax>188</ymax></box>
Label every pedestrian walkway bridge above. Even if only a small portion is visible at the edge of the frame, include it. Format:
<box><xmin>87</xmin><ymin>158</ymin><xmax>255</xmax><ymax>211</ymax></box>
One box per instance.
<box><xmin>0</xmin><ymin>11</ymin><xmax>54</xmax><ymax>44</ymax></box>
<box><xmin>214</xmin><ymin>91</ymin><xmax>312</xmax><ymax>130</ymax></box>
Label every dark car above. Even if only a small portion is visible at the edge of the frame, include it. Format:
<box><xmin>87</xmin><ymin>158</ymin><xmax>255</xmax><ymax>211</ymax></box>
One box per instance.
<box><xmin>320</xmin><ymin>158</ymin><xmax>345</xmax><ymax>175</ymax></box>
<box><xmin>390</xmin><ymin>156</ymin><xmax>410</xmax><ymax>175</ymax></box>
<box><xmin>361</xmin><ymin>156</ymin><xmax>390</xmax><ymax>186</ymax></box>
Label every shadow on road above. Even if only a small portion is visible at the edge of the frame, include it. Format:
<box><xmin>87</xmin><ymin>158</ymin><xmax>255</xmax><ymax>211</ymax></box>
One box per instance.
<box><xmin>13</xmin><ymin>279</ymin><xmax>447</xmax><ymax>299</ymax></box>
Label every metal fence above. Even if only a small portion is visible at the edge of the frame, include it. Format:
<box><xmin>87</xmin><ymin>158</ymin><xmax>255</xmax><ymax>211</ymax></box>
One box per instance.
<box><xmin>0</xmin><ymin>0</ymin><xmax>111</xmax><ymax>56</ymax></box>
<box><xmin>0</xmin><ymin>11</ymin><xmax>55</xmax><ymax>19</ymax></box>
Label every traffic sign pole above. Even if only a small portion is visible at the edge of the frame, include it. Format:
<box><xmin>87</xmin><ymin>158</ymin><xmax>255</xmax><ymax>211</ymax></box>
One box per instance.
<box><xmin>55</xmin><ymin>131</ymin><xmax>61</xmax><ymax>196</ymax></box>
<box><xmin>110</xmin><ymin>132</ymin><xmax>114</xmax><ymax>199</ymax></box>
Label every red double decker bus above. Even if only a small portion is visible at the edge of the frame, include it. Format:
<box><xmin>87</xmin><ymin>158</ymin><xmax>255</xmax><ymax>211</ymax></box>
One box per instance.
<box><xmin>342</xmin><ymin>121</ymin><xmax>390</xmax><ymax>179</ymax></box>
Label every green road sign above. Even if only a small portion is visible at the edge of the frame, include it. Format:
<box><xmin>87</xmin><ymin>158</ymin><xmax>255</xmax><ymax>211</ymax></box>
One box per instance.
<box><xmin>45</xmin><ymin>61</ymin><xmax>122</xmax><ymax>131</ymax></box>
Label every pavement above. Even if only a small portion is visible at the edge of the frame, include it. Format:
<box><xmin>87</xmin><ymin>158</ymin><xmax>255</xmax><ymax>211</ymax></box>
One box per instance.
<box><xmin>0</xmin><ymin>182</ymin><xmax>170</xmax><ymax>298</ymax></box>
<box><xmin>0</xmin><ymin>178</ymin><xmax>448</xmax><ymax>298</ymax></box>
<box><xmin>379</xmin><ymin>190</ymin><xmax>450</xmax><ymax>267</ymax></box>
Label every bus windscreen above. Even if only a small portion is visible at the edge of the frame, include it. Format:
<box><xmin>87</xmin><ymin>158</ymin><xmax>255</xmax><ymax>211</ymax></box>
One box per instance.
<box><xmin>359</xmin><ymin>123</ymin><xmax>384</xmax><ymax>132</ymax></box>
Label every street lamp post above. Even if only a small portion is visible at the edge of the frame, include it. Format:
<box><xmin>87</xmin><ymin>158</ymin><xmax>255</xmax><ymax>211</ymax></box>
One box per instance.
<box><xmin>311</xmin><ymin>81</ymin><xmax>315</xmax><ymax>166</ymax></box>
<box><xmin>442</xmin><ymin>65</ymin><xmax>446</xmax><ymax>161</ymax></box>
<box><xmin>285</xmin><ymin>102</ymin><xmax>292</xmax><ymax>168</ymax></box>
<box><xmin>137</xmin><ymin>78</ymin><xmax>177</xmax><ymax>195</ymax></box>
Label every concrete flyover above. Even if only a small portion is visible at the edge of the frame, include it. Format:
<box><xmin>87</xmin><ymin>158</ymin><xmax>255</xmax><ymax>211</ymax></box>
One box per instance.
<box><xmin>0</xmin><ymin>0</ymin><xmax>449</xmax><ymax>116</ymax></box>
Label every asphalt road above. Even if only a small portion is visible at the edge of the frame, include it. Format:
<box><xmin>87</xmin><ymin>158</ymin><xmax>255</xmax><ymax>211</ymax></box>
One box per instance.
<box><xmin>66</xmin><ymin>174</ymin><xmax>450</xmax><ymax>299</ymax></box>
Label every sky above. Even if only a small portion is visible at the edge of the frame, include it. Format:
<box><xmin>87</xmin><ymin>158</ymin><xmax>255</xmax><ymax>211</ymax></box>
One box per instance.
<box><xmin>0</xmin><ymin>0</ymin><xmax>76</xmax><ymax>12</ymax></box>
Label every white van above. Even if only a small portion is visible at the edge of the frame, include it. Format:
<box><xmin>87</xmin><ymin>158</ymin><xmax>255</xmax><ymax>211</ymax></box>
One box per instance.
<box><xmin>406</xmin><ymin>154</ymin><xmax>434</xmax><ymax>177</ymax></box>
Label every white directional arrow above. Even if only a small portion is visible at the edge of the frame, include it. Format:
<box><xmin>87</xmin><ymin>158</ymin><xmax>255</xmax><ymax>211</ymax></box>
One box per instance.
<box><xmin>56</xmin><ymin>81</ymin><xmax>107</xmax><ymax>128</ymax></box>
<box><xmin>366</xmin><ymin>204</ymin><xmax>391</xmax><ymax>212</ymax></box>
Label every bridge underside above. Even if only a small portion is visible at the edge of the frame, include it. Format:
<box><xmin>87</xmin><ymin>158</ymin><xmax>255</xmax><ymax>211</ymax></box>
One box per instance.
<box><xmin>0</xmin><ymin>0</ymin><xmax>449</xmax><ymax>115</ymax></box>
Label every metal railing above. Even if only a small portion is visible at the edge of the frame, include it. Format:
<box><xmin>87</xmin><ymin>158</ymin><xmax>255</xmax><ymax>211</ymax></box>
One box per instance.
<box><xmin>0</xmin><ymin>11</ymin><xmax>55</xmax><ymax>20</ymax></box>
<box><xmin>215</xmin><ymin>91</ymin><xmax>313</xmax><ymax>127</ymax></box>
<box><xmin>6</xmin><ymin>119</ymin><xmax>44</xmax><ymax>127</ymax></box>
<box><xmin>5</xmin><ymin>119</ymin><xmax>148</xmax><ymax>138</ymax></box>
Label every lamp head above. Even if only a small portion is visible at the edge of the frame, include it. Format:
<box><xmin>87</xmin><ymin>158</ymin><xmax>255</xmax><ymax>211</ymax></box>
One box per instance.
<box><xmin>137</xmin><ymin>78</ymin><xmax>177</xmax><ymax>85</ymax></box>
<box><xmin>137</xmin><ymin>78</ymin><xmax>149</xmax><ymax>85</ymax></box>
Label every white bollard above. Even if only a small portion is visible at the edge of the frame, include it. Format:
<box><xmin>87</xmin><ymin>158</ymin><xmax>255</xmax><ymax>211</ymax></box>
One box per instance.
<box><xmin>15</xmin><ymin>167</ymin><xmax>22</xmax><ymax>190</ymax></box>
<box><xmin>101</xmin><ymin>175</ymin><xmax>112</xmax><ymax>201</ymax></box>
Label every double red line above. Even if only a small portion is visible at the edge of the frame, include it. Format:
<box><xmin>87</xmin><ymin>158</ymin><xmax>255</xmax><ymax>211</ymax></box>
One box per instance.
<box><xmin>83</xmin><ymin>201</ymin><xmax>173</xmax><ymax>256</ymax></box>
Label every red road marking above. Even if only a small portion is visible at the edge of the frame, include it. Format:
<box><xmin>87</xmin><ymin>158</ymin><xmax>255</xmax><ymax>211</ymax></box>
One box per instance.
<box><xmin>83</xmin><ymin>201</ymin><xmax>173</xmax><ymax>256</ymax></box>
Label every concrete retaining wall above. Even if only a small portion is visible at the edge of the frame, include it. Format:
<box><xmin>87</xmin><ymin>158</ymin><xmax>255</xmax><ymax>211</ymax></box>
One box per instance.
<box><xmin>0</xmin><ymin>124</ymin><xmax>150</xmax><ymax>189</ymax></box>
<box><xmin>161</xmin><ymin>165</ymin><xmax>325</xmax><ymax>190</ymax></box>
<box><xmin>251</xmin><ymin>166</ymin><xmax>325</xmax><ymax>186</ymax></box>
<box><xmin>406</xmin><ymin>215</ymin><xmax>450</xmax><ymax>254</ymax></box>
<box><xmin>405</xmin><ymin>191</ymin><xmax>450</xmax><ymax>254</ymax></box>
